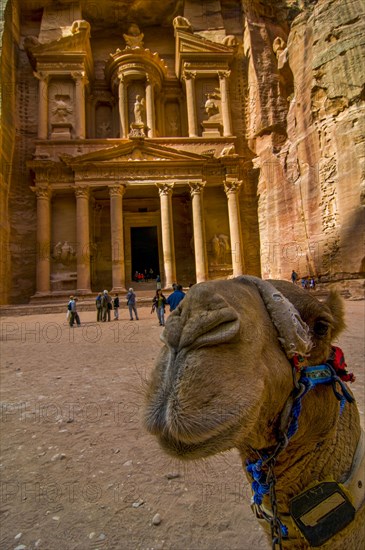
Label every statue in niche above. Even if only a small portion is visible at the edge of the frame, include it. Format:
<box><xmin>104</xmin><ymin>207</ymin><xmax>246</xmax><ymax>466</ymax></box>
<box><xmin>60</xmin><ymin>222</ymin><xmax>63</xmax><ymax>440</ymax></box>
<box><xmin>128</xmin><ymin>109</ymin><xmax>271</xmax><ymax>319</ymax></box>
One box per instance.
<box><xmin>166</xmin><ymin>104</ymin><xmax>180</xmax><ymax>136</ymax></box>
<box><xmin>123</xmin><ymin>23</ymin><xmax>144</xmax><ymax>49</ymax></box>
<box><xmin>211</xmin><ymin>234</ymin><xmax>220</xmax><ymax>265</ymax></box>
<box><xmin>210</xmin><ymin>234</ymin><xmax>230</xmax><ymax>265</ymax></box>
<box><xmin>218</xmin><ymin>234</ymin><xmax>230</xmax><ymax>264</ymax></box>
<box><xmin>204</xmin><ymin>91</ymin><xmax>222</xmax><ymax>121</ymax></box>
<box><xmin>52</xmin><ymin>241</ymin><xmax>75</xmax><ymax>265</ymax></box>
<box><xmin>98</xmin><ymin>121</ymin><xmax>111</xmax><ymax>138</ymax></box>
<box><xmin>52</xmin><ymin>95</ymin><xmax>73</xmax><ymax>122</ymax></box>
<box><xmin>133</xmin><ymin>95</ymin><xmax>146</xmax><ymax>125</ymax></box>
<box><xmin>52</xmin><ymin>241</ymin><xmax>62</xmax><ymax>261</ymax></box>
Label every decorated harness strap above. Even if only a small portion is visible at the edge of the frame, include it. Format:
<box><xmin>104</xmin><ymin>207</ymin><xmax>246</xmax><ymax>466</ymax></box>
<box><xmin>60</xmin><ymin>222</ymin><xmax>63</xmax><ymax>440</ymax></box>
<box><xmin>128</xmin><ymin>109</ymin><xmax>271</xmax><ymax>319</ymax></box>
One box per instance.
<box><xmin>246</xmin><ymin>346</ymin><xmax>356</xmax><ymax>548</ymax></box>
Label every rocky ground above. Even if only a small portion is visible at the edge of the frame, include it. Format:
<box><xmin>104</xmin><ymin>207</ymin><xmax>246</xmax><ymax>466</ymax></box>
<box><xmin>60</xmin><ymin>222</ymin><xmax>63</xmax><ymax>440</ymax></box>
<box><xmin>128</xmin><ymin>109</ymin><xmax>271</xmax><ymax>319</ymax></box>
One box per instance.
<box><xmin>0</xmin><ymin>300</ymin><xmax>363</xmax><ymax>550</ymax></box>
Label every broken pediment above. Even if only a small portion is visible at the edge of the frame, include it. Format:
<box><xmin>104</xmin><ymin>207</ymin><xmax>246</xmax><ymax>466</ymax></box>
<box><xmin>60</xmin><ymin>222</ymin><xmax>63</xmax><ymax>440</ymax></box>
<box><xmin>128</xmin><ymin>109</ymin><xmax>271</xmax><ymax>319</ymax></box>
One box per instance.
<box><xmin>174</xmin><ymin>27</ymin><xmax>236</xmax><ymax>78</ymax></box>
<box><xmin>24</xmin><ymin>20</ymin><xmax>93</xmax><ymax>77</ymax></box>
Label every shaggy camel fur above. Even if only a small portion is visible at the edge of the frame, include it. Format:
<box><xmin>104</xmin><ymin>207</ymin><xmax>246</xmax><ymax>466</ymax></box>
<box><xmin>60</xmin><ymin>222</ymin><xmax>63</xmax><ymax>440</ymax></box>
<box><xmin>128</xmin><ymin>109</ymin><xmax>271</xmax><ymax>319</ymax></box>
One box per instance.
<box><xmin>144</xmin><ymin>278</ymin><xmax>364</xmax><ymax>549</ymax></box>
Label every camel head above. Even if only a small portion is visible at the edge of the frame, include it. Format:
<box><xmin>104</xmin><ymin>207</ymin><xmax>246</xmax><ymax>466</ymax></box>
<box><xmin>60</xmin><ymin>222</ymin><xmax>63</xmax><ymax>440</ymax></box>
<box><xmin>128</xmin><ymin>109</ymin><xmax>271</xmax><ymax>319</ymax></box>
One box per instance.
<box><xmin>144</xmin><ymin>277</ymin><xmax>346</xmax><ymax>460</ymax></box>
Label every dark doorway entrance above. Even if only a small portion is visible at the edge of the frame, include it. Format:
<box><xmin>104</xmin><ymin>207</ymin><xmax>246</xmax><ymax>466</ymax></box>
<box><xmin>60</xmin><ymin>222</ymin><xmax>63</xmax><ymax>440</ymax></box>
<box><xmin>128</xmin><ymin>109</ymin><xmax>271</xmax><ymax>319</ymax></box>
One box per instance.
<box><xmin>131</xmin><ymin>226</ymin><xmax>159</xmax><ymax>279</ymax></box>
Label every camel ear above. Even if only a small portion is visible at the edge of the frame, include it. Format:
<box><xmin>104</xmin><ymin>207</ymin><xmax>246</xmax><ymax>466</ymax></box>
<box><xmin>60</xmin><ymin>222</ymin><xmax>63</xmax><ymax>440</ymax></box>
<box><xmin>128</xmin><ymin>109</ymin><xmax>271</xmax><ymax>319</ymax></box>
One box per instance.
<box><xmin>239</xmin><ymin>276</ymin><xmax>312</xmax><ymax>358</ymax></box>
<box><xmin>324</xmin><ymin>290</ymin><xmax>346</xmax><ymax>339</ymax></box>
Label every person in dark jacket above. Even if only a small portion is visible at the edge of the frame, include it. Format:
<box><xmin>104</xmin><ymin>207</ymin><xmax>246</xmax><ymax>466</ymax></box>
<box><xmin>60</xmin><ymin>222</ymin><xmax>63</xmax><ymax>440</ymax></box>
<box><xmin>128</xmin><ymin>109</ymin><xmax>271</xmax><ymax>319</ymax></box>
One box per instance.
<box><xmin>113</xmin><ymin>293</ymin><xmax>120</xmax><ymax>320</ymax></box>
<box><xmin>166</xmin><ymin>284</ymin><xmax>185</xmax><ymax>312</ymax></box>
<box><xmin>96</xmin><ymin>292</ymin><xmax>102</xmax><ymax>322</ymax></box>
<box><xmin>69</xmin><ymin>298</ymin><xmax>81</xmax><ymax>327</ymax></box>
<box><xmin>152</xmin><ymin>289</ymin><xmax>167</xmax><ymax>326</ymax></box>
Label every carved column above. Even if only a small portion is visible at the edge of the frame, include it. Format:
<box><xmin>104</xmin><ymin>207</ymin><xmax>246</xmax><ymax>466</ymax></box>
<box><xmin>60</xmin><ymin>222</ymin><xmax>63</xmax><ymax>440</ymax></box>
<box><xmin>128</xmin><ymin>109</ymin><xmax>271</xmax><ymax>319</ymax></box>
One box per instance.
<box><xmin>109</xmin><ymin>184</ymin><xmax>126</xmax><ymax>292</ymax></box>
<box><xmin>75</xmin><ymin>186</ymin><xmax>91</xmax><ymax>293</ymax></box>
<box><xmin>189</xmin><ymin>182</ymin><xmax>208</xmax><ymax>283</ymax></box>
<box><xmin>218</xmin><ymin>70</ymin><xmax>233</xmax><ymax>137</ymax></box>
<box><xmin>156</xmin><ymin>183</ymin><xmax>176</xmax><ymax>288</ymax></box>
<box><xmin>224</xmin><ymin>179</ymin><xmax>244</xmax><ymax>276</ymax></box>
<box><xmin>145</xmin><ymin>76</ymin><xmax>155</xmax><ymax>138</ymax></box>
<box><xmin>183</xmin><ymin>71</ymin><xmax>198</xmax><ymax>137</ymax></box>
<box><xmin>34</xmin><ymin>72</ymin><xmax>49</xmax><ymax>139</ymax></box>
<box><xmin>32</xmin><ymin>185</ymin><xmax>52</xmax><ymax>294</ymax></box>
<box><xmin>118</xmin><ymin>75</ymin><xmax>128</xmax><ymax>138</ymax></box>
<box><xmin>72</xmin><ymin>71</ymin><xmax>87</xmax><ymax>139</ymax></box>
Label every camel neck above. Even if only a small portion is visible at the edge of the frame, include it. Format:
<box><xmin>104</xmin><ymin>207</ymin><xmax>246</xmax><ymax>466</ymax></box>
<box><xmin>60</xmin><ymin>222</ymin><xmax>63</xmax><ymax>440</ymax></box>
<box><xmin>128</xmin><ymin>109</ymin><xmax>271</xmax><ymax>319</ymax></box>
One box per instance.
<box><xmin>270</xmin><ymin>389</ymin><xmax>361</xmax><ymax>511</ymax></box>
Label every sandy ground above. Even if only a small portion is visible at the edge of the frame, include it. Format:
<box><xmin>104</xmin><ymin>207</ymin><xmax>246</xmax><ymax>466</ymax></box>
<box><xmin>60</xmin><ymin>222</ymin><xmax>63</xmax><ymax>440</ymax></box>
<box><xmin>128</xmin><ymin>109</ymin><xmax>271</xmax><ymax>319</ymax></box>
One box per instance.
<box><xmin>0</xmin><ymin>301</ymin><xmax>364</xmax><ymax>550</ymax></box>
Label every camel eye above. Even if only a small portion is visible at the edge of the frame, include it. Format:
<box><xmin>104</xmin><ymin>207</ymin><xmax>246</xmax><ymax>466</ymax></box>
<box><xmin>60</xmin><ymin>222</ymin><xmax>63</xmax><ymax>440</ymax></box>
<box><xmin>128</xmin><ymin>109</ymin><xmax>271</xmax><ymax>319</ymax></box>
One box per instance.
<box><xmin>314</xmin><ymin>320</ymin><xmax>329</xmax><ymax>336</ymax></box>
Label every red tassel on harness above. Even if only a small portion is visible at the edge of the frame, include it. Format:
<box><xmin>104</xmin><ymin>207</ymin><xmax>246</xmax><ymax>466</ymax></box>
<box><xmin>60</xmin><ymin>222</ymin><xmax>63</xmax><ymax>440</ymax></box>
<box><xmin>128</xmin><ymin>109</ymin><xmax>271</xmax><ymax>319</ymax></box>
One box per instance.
<box><xmin>330</xmin><ymin>346</ymin><xmax>355</xmax><ymax>383</ymax></box>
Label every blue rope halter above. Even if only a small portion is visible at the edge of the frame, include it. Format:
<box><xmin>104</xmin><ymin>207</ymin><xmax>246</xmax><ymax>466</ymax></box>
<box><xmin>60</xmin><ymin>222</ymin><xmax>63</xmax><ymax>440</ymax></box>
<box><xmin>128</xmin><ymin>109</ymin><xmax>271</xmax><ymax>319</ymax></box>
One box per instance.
<box><xmin>246</xmin><ymin>360</ymin><xmax>355</xmax><ymax>538</ymax></box>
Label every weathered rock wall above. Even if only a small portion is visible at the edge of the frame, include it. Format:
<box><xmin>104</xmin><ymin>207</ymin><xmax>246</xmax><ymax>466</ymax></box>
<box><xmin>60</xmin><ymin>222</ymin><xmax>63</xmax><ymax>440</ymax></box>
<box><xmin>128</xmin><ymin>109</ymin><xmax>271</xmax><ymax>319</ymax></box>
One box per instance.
<box><xmin>243</xmin><ymin>0</ymin><xmax>365</xmax><ymax>295</ymax></box>
<box><xmin>0</xmin><ymin>0</ymin><xmax>19</xmax><ymax>304</ymax></box>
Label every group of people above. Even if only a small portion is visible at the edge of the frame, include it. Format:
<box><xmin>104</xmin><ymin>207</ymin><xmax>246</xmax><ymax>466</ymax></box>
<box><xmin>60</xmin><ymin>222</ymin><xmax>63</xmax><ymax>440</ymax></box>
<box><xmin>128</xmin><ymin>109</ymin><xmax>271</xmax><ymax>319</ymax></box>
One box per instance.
<box><xmin>291</xmin><ymin>270</ymin><xmax>316</xmax><ymax>290</ymax></box>
<box><xmin>95</xmin><ymin>290</ymin><xmax>119</xmax><ymax>321</ymax></box>
<box><xmin>67</xmin><ymin>281</ymin><xmax>186</xmax><ymax>327</ymax></box>
<box><xmin>133</xmin><ymin>268</ymin><xmax>155</xmax><ymax>282</ymax></box>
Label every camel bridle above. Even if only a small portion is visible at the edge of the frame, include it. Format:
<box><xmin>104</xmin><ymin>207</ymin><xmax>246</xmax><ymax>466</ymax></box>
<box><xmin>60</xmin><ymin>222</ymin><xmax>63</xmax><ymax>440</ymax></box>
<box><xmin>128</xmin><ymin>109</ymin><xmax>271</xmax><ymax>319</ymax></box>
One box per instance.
<box><xmin>246</xmin><ymin>349</ymin><xmax>357</xmax><ymax>549</ymax></box>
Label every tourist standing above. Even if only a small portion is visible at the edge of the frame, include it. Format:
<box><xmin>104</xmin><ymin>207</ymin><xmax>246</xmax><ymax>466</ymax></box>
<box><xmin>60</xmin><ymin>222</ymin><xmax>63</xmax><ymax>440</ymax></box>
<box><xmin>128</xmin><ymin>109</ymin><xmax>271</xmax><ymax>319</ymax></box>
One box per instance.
<box><xmin>66</xmin><ymin>295</ymin><xmax>73</xmax><ymax>322</ymax></box>
<box><xmin>291</xmin><ymin>270</ymin><xmax>298</xmax><ymax>284</ymax></box>
<box><xmin>95</xmin><ymin>292</ymin><xmax>102</xmax><ymax>321</ymax></box>
<box><xmin>69</xmin><ymin>297</ymin><xmax>81</xmax><ymax>327</ymax></box>
<box><xmin>166</xmin><ymin>284</ymin><xmax>185</xmax><ymax>312</ymax></box>
<box><xmin>152</xmin><ymin>289</ymin><xmax>167</xmax><ymax>326</ymax></box>
<box><xmin>101</xmin><ymin>290</ymin><xmax>111</xmax><ymax>322</ymax></box>
<box><xmin>113</xmin><ymin>293</ymin><xmax>120</xmax><ymax>320</ymax></box>
<box><xmin>126</xmin><ymin>288</ymin><xmax>139</xmax><ymax>321</ymax></box>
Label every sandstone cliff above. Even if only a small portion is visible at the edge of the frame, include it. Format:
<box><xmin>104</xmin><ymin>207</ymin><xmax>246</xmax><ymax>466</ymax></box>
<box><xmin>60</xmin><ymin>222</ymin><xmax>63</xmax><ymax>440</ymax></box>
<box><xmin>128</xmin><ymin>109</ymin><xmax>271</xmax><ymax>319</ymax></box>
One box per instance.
<box><xmin>243</xmin><ymin>0</ymin><xmax>365</xmax><ymax>296</ymax></box>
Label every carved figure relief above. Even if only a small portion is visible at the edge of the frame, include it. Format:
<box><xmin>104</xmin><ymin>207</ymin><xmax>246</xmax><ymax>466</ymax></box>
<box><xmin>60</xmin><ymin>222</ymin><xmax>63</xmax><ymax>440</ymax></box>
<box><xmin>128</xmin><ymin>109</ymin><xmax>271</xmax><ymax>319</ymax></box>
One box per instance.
<box><xmin>165</xmin><ymin>102</ymin><xmax>181</xmax><ymax>137</ymax></box>
<box><xmin>210</xmin><ymin>234</ymin><xmax>230</xmax><ymax>265</ymax></box>
<box><xmin>123</xmin><ymin>24</ymin><xmax>144</xmax><ymax>49</ymax></box>
<box><xmin>51</xmin><ymin>95</ymin><xmax>73</xmax><ymax>122</ymax></box>
<box><xmin>98</xmin><ymin>122</ymin><xmax>111</xmax><ymax>138</ymax></box>
<box><xmin>95</xmin><ymin>103</ymin><xmax>113</xmax><ymax>138</ymax></box>
<box><xmin>52</xmin><ymin>241</ymin><xmax>75</xmax><ymax>265</ymax></box>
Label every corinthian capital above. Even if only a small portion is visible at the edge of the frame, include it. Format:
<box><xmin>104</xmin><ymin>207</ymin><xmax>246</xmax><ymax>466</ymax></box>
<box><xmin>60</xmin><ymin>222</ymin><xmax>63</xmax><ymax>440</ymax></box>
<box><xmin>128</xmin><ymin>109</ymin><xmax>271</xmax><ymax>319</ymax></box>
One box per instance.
<box><xmin>33</xmin><ymin>71</ymin><xmax>49</xmax><ymax>82</ymax></box>
<box><xmin>224</xmin><ymin>179</ymin><xmax>242</xmax><ymax>195</ymax></box>
<box><xmin>156</xmin><ymin>182</ymin><xmax>174</xmax><ymax>197</ymax></box>
<box><xmin>109</xmin><ymin>184</ymin><xmax>126</xmax><ymax>198</ymax></box>
<box><xmin>71</xmin><ymin>71</ymin><xmax>88</xmax><ymax>85</ymax></box>
<box><xmin>218</xmin><ymin>70</ymin><xmax>231</xmax><ymax>80</ymax></box>
<box><xmin>31</xmin><ymin>185</ymin><xmax>52</xmax><ymax>199</ymax></box>
<box><xmin>189</xmin><ymin>181</ymin><xmax>205</xmax><ymax>196</ymax></box>
<box><xmin>74</xmin><ymin>186</ymin><xmax>90</xmax><ymax>199</ymax></box>
<box><xmin>183</xmin><ymin>70</ymin><xmax>197</xmax><ymax>81</ymax></box>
